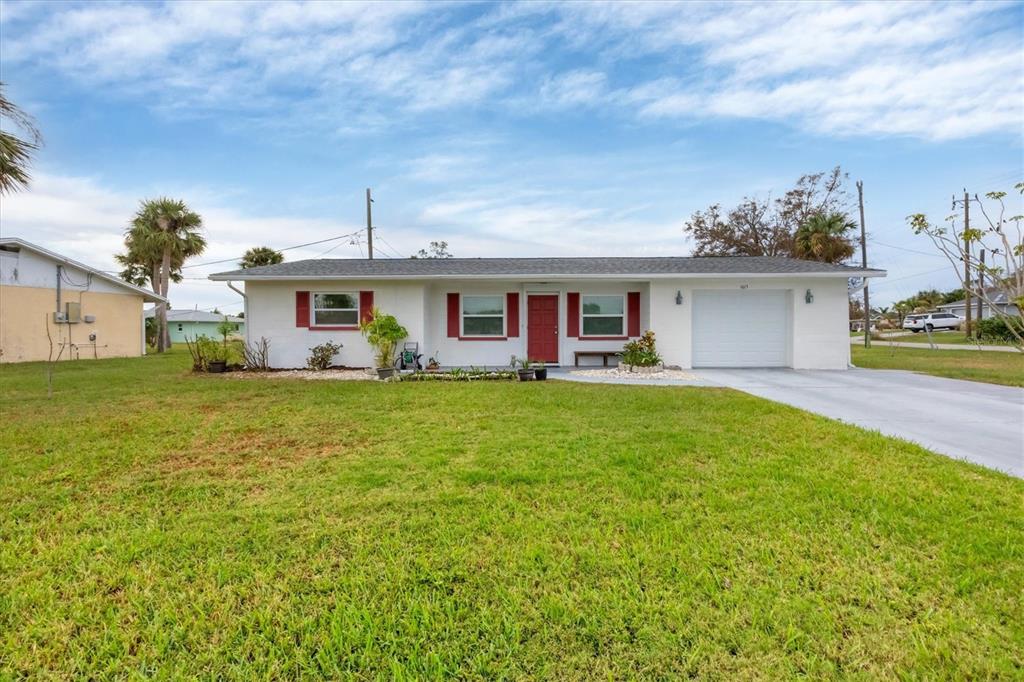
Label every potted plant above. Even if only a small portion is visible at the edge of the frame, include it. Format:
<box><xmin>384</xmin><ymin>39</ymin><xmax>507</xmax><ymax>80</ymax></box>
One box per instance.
<box><xmin>514</xmin><ymin>356</ymin><xmax>535</xmax><ymax>382</ymax></box>
<box><xmin>531</xmin><ymin>359</ymin><xmax>547</xmax><ymax>381</ymax></box>
<box><xmin>360</xmin><ymin>307</ymin><xmax>409</xmax><ymax>380</ymax></box>
<box><xmin>426</xmin><ymin>353</ymin><xmax>441</xmax><ymax>372</ymax></box>
<box><xmin>204</xmin><ymin>337</ymin><xmax>229</xmax><ymax>373</ymax></box>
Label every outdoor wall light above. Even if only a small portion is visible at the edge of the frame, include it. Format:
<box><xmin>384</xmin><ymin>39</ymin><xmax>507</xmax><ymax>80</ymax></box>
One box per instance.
<box><xmin>805</xmin><ymin>289</ymin><xmax>814</xmax><ymax>304</ymax></box>
<box><xmin>675</xmin><ymin>290</ymin><xmax>684</xmax><ymax>305</ymax></box>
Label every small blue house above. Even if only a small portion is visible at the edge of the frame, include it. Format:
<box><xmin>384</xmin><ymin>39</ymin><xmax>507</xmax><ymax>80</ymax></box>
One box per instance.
<box><xmin>145</xmin><ymin>309</ymin><xmax>244</xmax><ymax>343</ymax></box>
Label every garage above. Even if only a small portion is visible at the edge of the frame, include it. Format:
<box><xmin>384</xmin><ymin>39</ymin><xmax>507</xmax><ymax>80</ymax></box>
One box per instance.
<box><xmin>692</xmin><ymin>290</ymin><xmax>790</xmax><ymax>367</ymax></box>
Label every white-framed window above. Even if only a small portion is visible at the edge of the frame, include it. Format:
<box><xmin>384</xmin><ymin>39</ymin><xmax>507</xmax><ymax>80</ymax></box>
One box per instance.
<box><xmin>462</xmin><ymin>294</ymin><xmax>505</xmax><ymax>337</ymax></box>
<box><xmin>313</xmin><ymin>292</ymin><xmax>359</xmax><ymax>326</ymax></box>
<box><xmin>581</xmin><ymin>294</ymin><xmax>625</xmax><ymax>336</ymax></box>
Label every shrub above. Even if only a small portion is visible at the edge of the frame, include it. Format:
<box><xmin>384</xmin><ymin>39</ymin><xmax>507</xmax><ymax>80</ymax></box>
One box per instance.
<box><xmin>183</xmin><ymin>335</ymin><xmax>227</xmax><ymax>371</ymax></box>
<box><xmin>360</xmin><ymin>307</ymin><xmax>408</xmax><ymax>369</ymax></box>
<box><xmin>976</xmin><ymin>316</ymin><xmax>1024</xmax><ymax>343</ymax></box>
<box><xmin>307</xmin><ymin>341</ymin><xmax>343</xmax><ymax>371</ymax></box>
<box><xmin>242</xmin><ymin>337</ymin><xmax>271</xmax><ymax>371</ymax></box>
<box><xmin>621</xmin><ymin>331</ymin><xmax>661</xmax><ymax>367</ymax></box>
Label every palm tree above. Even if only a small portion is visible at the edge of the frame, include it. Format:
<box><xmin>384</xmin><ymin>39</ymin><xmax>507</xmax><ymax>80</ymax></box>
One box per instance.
<box><xmin>240</xmin><ymin>246</ymin><xmax>284</xmax><ymax>269</ymax></box>
<box><xmin>0</xmin><ymin>83</ymin><xmax>42</xmax><ymax>194</ymax></box>
<box><xmin>120</xmin><ymin>199</ymin><xmax>206</xmax><ymax>352</ymax></box>
<box><xmin>793</xmin><ymin>212</ymin><xmax>856</xmax><ymax>263</ymax></box>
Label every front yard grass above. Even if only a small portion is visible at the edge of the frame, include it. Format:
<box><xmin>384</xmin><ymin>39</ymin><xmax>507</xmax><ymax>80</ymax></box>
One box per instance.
<box><xmin>895</xmin><ymin>331</ymin><xmax>1018</xmax><ymax>346</ymax></box>
<box><xmin>852</xmin><ymin>344</ymin><xmax>1024</xmax><ymax>387</ymax></box>
<box><xmin>1</xmin><ymin>351</ymin><xmax>1022</xmax><ymax>678</ymax></box>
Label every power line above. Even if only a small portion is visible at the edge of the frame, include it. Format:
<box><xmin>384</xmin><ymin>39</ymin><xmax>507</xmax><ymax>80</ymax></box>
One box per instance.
<box><xmin>375</xmin><ymin>233</ymin><xmax>406</xmax><ymax>259</ymax></box>
<box><xmin>180</xmin><ymin>229</ymin><xmax>365</xmax><ymax>269</ymax></box>
<box><xmin>868</xmin><ymin>265</ymin><xmax>950</xmax><ymax>287</ymax></box>
<box><xmin>868</xmin><ymin>239</ymin><xmax>945</xmax><ymax>258</ymax></box>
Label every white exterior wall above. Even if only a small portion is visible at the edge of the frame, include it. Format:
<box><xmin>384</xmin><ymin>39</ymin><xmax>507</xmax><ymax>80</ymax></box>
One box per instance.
<box><xmin>243</xmin><ymin>276</ymin><xmax>852</xmax><ymax>370</ymax></box>
<box><xmin>424</xmin><ymin>280</ymin><xmax>648</xmax><ymax>368</ymax></box>
<box><xmin>244</xmin><ymin>280</ymin><xmax>427</xmax><ymax>369</ymax></box>
<box><xmin>649</xmin><ymin>276</ymin><xmax>851</xmax><ymax>370</ymax></box>
<box><xmin>1</xmin><ymin>247</ymin><xmax>138</xmax><ymax>296</ymax></box>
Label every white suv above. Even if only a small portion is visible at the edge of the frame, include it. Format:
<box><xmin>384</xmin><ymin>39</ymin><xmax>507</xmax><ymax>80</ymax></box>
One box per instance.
<box><xmin>902</xmin><ymin>312</ymin><xmax>963</xmax><ymax>332</ymax></box>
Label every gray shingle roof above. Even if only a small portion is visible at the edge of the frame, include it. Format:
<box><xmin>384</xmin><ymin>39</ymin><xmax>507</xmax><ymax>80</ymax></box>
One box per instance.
<box><xmin>210</xmin><ymin>256</ymin><xmax>884</xmax><ymax>280</ymax></box>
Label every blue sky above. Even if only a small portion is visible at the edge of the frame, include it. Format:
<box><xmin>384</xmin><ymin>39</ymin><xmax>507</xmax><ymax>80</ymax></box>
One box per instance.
<box><xmin>1</xmin><ymin>0</ymin><xmax>1021</xmax><ymax>313</ymax></box>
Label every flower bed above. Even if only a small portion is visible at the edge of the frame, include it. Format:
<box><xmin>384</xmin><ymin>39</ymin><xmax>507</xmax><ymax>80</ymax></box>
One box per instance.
<box><xmin>402</xmin><ymin>368</ymin><xmax>517</xmax><ymax>382</ymax></box>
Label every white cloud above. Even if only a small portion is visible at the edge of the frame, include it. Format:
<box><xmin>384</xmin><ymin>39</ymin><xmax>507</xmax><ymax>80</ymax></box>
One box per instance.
<box><xmin>3</xmin><ymin>0</ymin><xmax>1020</xmax><ymax>140</ymax></box>
<box><xmin>0</xmin><ymin>171</ymin><xmax>368</xmax><ymax>312</ymax></box>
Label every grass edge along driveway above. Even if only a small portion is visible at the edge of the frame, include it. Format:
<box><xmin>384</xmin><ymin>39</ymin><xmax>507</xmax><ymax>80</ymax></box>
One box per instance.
<box><xmin>851</xmin><ymin>344</ymin><xmax>1024</xmax><ymax>387</ymax></box>
<box><xmin>1</xmin><ymin>351</ymin><xmax>1022</xmax><ymax>678</ymax></box>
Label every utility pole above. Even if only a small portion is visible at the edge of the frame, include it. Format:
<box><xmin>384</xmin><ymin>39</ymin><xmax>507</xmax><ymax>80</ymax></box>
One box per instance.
<box><xmin>365</xmin><ymin>188</ymin><xmax>374</xmax><ymax>260</ymax></box>
<box><xmin>963</xmin><ymin>190</ymin><xmax>971</xmax><ymax>339</ymax></box>
<box><xmin>857</xmin><ymin>180</ymin><xmax>870</xmax><ymax>348</ymax></box>
<box><xmin>977</xmin><ymin>248</ymin><xmax>985</xmax><ymax>324</ymax></box>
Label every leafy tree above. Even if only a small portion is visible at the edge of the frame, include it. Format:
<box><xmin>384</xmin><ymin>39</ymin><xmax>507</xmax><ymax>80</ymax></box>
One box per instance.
<box><xmin>411</xmin><ymin>241</ymin><xmax>453</xmax><ymax>259</ymax></box>
<box><xmin>0</xmin><ymin>83</ymin><xmax>42</xmax><ymax>194</ymax></box>
<box><xmin>794</xmin><ymin>212</ymin><xmax>857</xmax><ymax>263</ymax></box>
<box><xmin>909</xmin><ymin>183</ymin><xmax>1023</xmax><ymax>349</ymax></box>
<box><xmin>941</xmin><ymin>288</ymin><xmax>966</xmax><ymax>304</ymax></box>
<box><xmin>684</xmin><ymin>199</ymin><xmax>791</xmax><ymax>257</ymax></box>
<box><xmin>117</xmin><ymin>198</ymin><xmax>206</xmax><ymax>352</ymax></box>
<box><xmin>240</xmin><ymin>246</ymin><xmax>284</xmax><ymax>269</ymax></box>
<box><xmin>684</xmin><ymin>166</ymin><xmax>853</xmax><ymax>261</ymax></box>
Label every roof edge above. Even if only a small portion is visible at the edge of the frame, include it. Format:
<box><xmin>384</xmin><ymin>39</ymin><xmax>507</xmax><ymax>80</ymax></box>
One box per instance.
<box><xmin>1</xmin><ymin>237</ymin><xmax>167</xmax><ymax>302</ymax></box>
<box><xmin>210</xmin><ymin>270</ymin><xmax>887</xmax><ymax>282</ymax></box>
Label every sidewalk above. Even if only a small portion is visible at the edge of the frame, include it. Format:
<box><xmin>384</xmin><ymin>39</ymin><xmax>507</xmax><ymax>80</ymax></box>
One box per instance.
<box><xmin>852</xmin><ymin>339</ymin><xmax>1019</xmax><ymax>353</ymax></box>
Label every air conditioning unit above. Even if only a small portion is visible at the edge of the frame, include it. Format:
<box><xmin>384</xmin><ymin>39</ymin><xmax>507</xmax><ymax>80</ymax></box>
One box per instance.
<box><xmin>65</xmin><ymin>302</ymin><xmax>81</xmax><ymax>323</ymax></box>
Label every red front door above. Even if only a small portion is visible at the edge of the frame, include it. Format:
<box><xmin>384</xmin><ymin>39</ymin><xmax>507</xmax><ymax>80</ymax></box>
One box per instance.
<box><xmin>527</xmin><ymin>295</ymin><xmax>559</xmax><ymax>363</ymax></box>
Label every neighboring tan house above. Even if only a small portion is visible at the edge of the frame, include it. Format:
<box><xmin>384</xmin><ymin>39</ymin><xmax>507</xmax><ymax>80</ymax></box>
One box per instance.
<box><xmin>0</xmin><ymin>237</ymin><xmax>164</xmax><ymax>363</ymax></box>
<box><xmin>936</xmin><ymin>290</ymin><xmax>1020</xmax><ymax>320</ymax></box>
<box><xmin>209</xmin><ymin>256</ymin><xmax>885</xmax><ymax>370</ymax></box>
<box><xmin>144</xmin><ymin>308</ymin><xmax>244</xmax><ymax>343</ymax></box>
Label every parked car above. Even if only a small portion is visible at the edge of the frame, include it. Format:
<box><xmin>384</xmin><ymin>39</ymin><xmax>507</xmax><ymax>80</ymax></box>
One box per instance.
<box><xmin>902</xmin><ymin>312</ymin><xmax>964</xmax><ymax>332</ymax></box>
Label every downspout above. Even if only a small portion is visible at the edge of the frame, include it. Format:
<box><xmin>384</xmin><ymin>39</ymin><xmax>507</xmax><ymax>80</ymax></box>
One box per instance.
<box><xmin>56</xmin><ymin>265</ymin><xmax>62</xmax><ymax>313</ymax></box>
<box><xmin>227</xmin><ymin>281</ymin><xmax>249</xmax><ymax>345</ymax></box>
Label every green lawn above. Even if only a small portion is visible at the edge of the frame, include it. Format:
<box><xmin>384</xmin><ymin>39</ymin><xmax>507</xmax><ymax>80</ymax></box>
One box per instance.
<box><xmin>852</xmin><ymin>345</ymin><xmax>1024</xmax><ymax>387</ymax></box>
<box><xmin>894</xmin><ymin>331</ymin><xmax>1018</xmax><ymax>347</ymax></box>
<box><xmin>2</xmin><ymin>352</ymin><xmax>1022</xmax><ymax>678</ymax></box>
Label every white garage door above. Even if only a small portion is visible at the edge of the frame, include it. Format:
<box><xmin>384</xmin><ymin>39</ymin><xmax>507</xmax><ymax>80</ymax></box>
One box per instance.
<box><xmin>692</xmin><ymin>290</ymin><xmax>789</xmax><ymax>367</ymax></box>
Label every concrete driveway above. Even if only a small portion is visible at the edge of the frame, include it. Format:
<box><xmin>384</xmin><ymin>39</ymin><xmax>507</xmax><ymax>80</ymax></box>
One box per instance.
<box><xmin>692</xmin><ymin>368</ymin><xmax>1024</xmax><ymax>478</ymax></box>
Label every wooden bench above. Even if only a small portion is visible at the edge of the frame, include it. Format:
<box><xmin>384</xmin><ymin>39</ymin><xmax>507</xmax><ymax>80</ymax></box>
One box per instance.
<box><xmin>573</xmin><ymin>350</ymin><xmax>622</xmax><ymax>367</ymax></box>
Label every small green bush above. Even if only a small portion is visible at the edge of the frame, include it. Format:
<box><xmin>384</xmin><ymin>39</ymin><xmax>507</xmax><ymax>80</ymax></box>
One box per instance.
<box><xmin>360</xmin><ymin>307</ymin><xmax>408</xmax><ymax>368</ymax></box>
<box><xmin>976</xmin><ymin>316</ymin><xmax>1024</xmax><ymax>343</ymax></box>
<box><xmin>307</xmin><ymin>341</ymin><xmax>343</xmax><ymax>371</ymax></box>
<box><xmin>621</xmin><ymin>331</ymin><xmax>661</xmax><ymax>367</ymax></box>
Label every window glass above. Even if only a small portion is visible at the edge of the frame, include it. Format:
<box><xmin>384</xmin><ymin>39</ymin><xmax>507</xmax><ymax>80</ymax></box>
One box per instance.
<box><xmin>313</xmin><ymin>292</ymin><xmax>359</xmax><ymax>326</ymax></box>
<box><xmin>583</xmin><ymin>316</ymin><xmax>624</xmax><ymax>335</ymax></box>
<box><xmin>582</xmin><ymin>296</ymin><xmax>624</xmax><ymax>315</ymax></box>
<box><xmin>581</xmin><ymin>295</ymin><xmax>625</xmax><ymax>336</ymax></box>
<box><xmin>462</xmin><ymin>295</ymin><xmax>504</xmax><ymax>336</ymax></box>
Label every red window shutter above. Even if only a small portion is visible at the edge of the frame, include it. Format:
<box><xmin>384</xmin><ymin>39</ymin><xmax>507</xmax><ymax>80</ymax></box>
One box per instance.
<box><xmin>447</xmin><ymin>293</ymin><xmax>460</xmax><ymax>338</ymax></box>
<box><xmin>296</xmin><ymin>291</ymin><xmax>310</xmax><ymax>328</ymax></box>
<box><xmin>359</xmin><ymin>291</ymin><xmax>374</xmax><ymax>326</ymax></box>
<box><xmin>628</xmin><ymin>292</ymin><xmax>641</xmax><ymax>337</ymax></box>
<box><xmin>506</xmin><ymin>292</ymin><xmax>520</xmax><ymax>337</ymax></box>
<box><xmin>567</xmin><ymin>292</ymin><xmax>580</xmax><ymax>338</ymax></box>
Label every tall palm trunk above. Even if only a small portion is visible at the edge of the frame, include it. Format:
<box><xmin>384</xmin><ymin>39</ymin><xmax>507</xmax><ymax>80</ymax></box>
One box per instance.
<box><xmin>158</xmin><ymin>247</ymin><xmax>172</xmax><ymax>352</ymax></box>
<box><xmin>150</xmin><ymin>262</ymin><xmax>163</xmax><ymax>352</ymax></box>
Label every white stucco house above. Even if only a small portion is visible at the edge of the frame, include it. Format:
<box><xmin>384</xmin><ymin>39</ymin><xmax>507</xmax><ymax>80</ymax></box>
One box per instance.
<box><xmin>209</xmin><ymin>256</ymin><xmax>885</xmax><ymax>370</ymax></box>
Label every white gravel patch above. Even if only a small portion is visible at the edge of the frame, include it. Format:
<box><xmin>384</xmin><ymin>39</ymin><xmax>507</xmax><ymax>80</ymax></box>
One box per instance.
<box><xmin>226</xmin><ymin>368</ymin><xmax>375</xmax><ymax>381</ymax></box>
<box><xmin>569</xmin><ymin>368</ymin><xmax>702</xmax><ymax>381</ymax></box>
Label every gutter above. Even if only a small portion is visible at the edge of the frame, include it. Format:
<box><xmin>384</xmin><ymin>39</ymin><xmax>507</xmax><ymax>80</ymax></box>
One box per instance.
<box><xmin>208</xmin><ymin>270</ymin><xmax>889</xmax><ymax>282</ymax></box>
<box><xmin>226</xmin><ymin>281</ymin><xmax>249</xmax><ymax>345</ymax></box>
